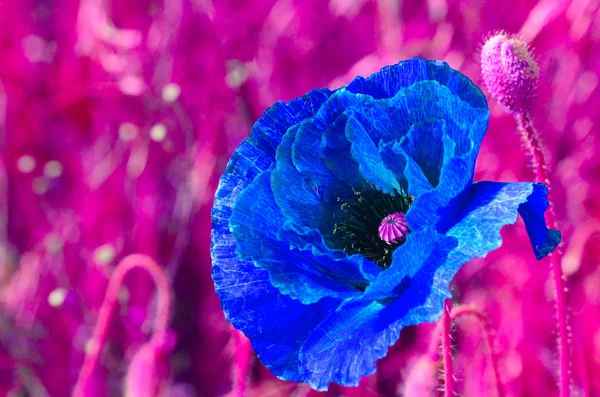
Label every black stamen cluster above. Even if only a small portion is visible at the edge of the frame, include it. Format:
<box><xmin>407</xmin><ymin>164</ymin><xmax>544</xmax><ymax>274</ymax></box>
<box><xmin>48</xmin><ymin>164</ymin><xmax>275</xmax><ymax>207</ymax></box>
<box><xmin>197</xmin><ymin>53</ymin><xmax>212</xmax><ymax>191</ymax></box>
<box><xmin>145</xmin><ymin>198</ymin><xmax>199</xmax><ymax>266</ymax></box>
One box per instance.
<box><xmin>333</xmin><ymin>185</ymin><xmax>412</xmax><ymax>269</ymax></box>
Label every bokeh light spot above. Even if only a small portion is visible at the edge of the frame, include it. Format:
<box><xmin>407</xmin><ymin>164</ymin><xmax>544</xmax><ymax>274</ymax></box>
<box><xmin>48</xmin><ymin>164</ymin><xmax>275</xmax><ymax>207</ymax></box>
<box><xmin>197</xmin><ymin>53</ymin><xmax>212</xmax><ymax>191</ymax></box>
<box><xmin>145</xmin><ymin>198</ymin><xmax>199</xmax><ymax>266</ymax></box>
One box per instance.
<box><xmin>119</xmin><ymin>122</ymin><xmax>138</xmax><ymax>142</ymax></box>
<box><xmin>93</xmin><ymin>244</ymin><xmax>116</xmax><ymax>265</ymax></box>
<box><xmin>48</xmin><ymin>288</ymin><xmax>67</xmax><ymax>307</ymax></box>
<box><xmin>162</xmin><ymin>83</ymin><xmax>181</xmax><ymax>102</ymax></box>
<box><xmin>150</xmin><ymin>123</ymin><xmax>167</xmax><ymax>142</ymax></box>
<box><xmin>17</xmin><ymin>155</ymin><xmax>36</xmax><ymax>173</ymax></box>
<box><xmin>44</xmin><ymin>160</ymin><xmax>63</xmax><ymax>178</ymax></box>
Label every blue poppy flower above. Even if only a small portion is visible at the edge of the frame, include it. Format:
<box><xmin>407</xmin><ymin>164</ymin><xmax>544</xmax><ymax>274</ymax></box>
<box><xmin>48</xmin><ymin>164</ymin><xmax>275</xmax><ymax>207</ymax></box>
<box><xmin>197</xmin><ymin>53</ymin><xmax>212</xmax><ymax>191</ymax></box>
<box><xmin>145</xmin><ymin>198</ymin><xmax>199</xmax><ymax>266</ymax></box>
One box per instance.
<box><xmin>211</xmin><ymin>57</ymin><xmax>560</xmax><ymax>390</ymax></box>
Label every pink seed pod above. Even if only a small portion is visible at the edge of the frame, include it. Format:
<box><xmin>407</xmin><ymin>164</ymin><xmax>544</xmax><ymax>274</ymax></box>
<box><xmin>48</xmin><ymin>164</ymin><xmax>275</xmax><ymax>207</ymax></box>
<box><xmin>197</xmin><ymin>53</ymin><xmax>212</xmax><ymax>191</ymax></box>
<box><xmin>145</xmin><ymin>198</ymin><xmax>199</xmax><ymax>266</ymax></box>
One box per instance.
<box><xmin>378</xmin><ymin>212</ymin><xmax>410</xmax><ymax>245</ymax></box>
<box><xmin>124</xmin><ymin>336</ymin><xmax>174</xmax><ymax>397</ymax></box>
<box><xmin>481</xmin><ymin>33</ymin><xmax>539</xmax><ymax>114</ymax></box>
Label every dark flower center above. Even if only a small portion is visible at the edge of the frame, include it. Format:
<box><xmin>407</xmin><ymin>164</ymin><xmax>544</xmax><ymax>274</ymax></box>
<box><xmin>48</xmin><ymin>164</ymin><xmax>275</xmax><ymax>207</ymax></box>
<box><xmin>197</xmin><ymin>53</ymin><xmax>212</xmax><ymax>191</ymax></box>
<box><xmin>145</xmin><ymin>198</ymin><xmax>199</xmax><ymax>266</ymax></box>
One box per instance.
<box><xmin>333</xmin><ymin>185</ymin><xmax>413</xmax><ymax>269</ymax></box>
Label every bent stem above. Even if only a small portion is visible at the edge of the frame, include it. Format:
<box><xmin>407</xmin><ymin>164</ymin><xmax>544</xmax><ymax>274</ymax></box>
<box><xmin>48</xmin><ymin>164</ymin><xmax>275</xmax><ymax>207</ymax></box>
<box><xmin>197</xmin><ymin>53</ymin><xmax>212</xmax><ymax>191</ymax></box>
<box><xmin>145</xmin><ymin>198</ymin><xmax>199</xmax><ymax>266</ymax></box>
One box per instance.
<box><xmin>73</xmin><ymin>254</ymin><xmax>172</xmax><ymax>396</ymax></box>
<box><xmin>451</xmin><ymin>306</ymin><xmax>505</xmax><ymax>397</ymax></box>
<box><xmin>515</xmin><ymin>112</ymin><xmax>570</xmax><ymax>397</ymax></box>
<box><xmin>442</xmin><ymin>299</ymin><xmax>454</xmax><ymax>397</ymax></box>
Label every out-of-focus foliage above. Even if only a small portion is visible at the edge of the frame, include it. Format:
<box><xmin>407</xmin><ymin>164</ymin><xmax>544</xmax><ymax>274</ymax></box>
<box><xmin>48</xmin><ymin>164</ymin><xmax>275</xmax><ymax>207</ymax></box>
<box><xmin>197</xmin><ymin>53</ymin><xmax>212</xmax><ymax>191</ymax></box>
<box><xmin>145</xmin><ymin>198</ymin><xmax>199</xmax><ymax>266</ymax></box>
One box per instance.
<box><xmin>0</xmin><ymin>0</ymin><xmax>598</xmax><ymax>396</ymax></box>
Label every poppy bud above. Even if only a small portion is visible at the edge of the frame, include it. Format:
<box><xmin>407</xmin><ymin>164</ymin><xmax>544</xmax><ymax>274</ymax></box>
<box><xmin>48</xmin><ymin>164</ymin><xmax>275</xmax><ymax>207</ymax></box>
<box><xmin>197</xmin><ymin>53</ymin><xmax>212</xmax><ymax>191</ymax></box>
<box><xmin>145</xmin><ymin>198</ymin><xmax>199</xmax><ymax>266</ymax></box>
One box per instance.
<box><xmin>481</xmin><ymin>33</ymin><xmax>539</xmax><ymax>114</ymax></box>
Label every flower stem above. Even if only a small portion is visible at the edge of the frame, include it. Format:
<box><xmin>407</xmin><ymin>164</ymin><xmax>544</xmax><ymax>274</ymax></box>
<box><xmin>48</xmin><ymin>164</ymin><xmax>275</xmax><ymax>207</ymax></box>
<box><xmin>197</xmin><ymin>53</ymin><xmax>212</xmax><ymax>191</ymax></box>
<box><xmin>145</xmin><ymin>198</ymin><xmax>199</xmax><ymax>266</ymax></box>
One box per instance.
<box><xmin>451</xmin><ymin>306</ymin><xmax>505</xmax><ymax>397</ymax></box>
<box><xmin>442</xmin><ymin>298</ymin><xmax>454</xmax><ymax>397</ymax></box>
<box><xmin>575</xmin><ymin>328</ymin><xmax>589</xmax><ymax>397</ymax></box>
<box><xmin>516</xmin><ymin>112</ymin><xmax>570</xmax><ymax>397</ymax></box>
<box><xmin>73</xmin><ymin>254</ymin><xmax>172</xmax><ymax>396</ymax></box>
<box><xmin>232</xmin><ymin>330</ymin><xmax>251</xmax><ymax>397</ymax></box>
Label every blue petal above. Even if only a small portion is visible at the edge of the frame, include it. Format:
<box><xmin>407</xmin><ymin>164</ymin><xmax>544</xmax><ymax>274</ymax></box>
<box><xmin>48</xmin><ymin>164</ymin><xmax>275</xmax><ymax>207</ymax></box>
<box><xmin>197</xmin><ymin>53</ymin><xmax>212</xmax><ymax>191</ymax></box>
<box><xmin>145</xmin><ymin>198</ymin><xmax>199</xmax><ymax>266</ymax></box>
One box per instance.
<box><xmin>401</xmin><ymin>82</ymin><xmax>489</xmax><ymax>232</ymax></box>
<box><xmin>401</xmin><ymin>154</ymin><xmax>435</xmax><ymax>197</ymax></box>
<box><xmin>293</xmin><ymin>89</ymin><xmax>400</xmax><ymax>195</ymax></box>
<box><xmin>423</xmin><ymin>59</ymin><xmax>488</xmax><ymax>110</ymax></box>
<box><xmin>291</xmin><ymin>62</ymin><xmax>488</xmax><ymax>204</ymax></box>
<box><xmin>269</xmin><ymin>106</ymin><xmax>384</xmax><ymax>283</ymax></box>
<box><xmin>406</xmin><ymin>155</ymin><xmax>474</xmax><ymax>232</ymax></box>
<box><xmin>518</xmin><ymin>184</ymin><xmax>562</xmax><ymax>259</ymax></box>
<box><xmin>400</xmin><ymin>119</ymin><xmax>446</xmax><ymax>187</ymax></box>
<box><xmin>274</xmin><ymin>223</ymin><xmax>383</xmax><ymax>285</ymax></box>
<box><xmin>388</xmin><ymin>80</ymin><xmax>489</xmax><ymax>160</ymax></box>
<box><xmin>212</xmin><ymin>89</ymin><xmax>335</xmax><ymax>296</ymax></box>
<box><xmin>343</xmin><ymin>80</ymin><xmax>489</xmax><ymax>204</ymax></box>
<box><xmin>230</xmin><ymin>168</ymin><xmax>368</xmax><ymax>304</ymax></box>
<box><xmin>271</xmin><ymin>125</ymin><xmax>329</xmax><ymax>236</ymax></box>
<box><xmin>271</xmin><ymin>124</ymin><xmax>351</xmax><ymax>259</ymax></box>
<box><xmin>212</xmin><ymin>88</ymin><xmax>340</xmax><ymax>380</ymax></box>
<box><xmin>378</xmin><ymin>140</ymin><xmax>407</xmax><ymax>185</ymax></box>
<box><xmin>345</xmin><ymin>58</ymin><xmax>488</xmax><ymax>111</ymax></box>
<box><xmin>297</xmin><ymin>235</ymin><xmax>457</xmax><ymax>390</ymax></box>
<box><xmin>345</xmin><ymin>112</ymin><xmax>401</xmax><ymax>194</ymax></box>
<box><xmin>251</xmin><ymin>89</ymin><xmax>333</xmax><ymax>159</ymax></box>
<box><xmin>298</xmin><ymin>299</ymin><xmax>396</xmax><ymax>390</ymax></box>
<box><xmin>213</xmin><ymin>254</ymin><xmax>339</xmax><ymax>382</ymax></box>
<box><xmin>361</xmin><ymin>229</ymin><xmax>437</xmax><ymax>301</ymax></box>
<box><xmin>212</xmin><ymin>88</ymin><xmax>333</xmax><ymax>235</ymax></box>
<box><xmin>293</xmin><ymin>93</ymin><xmax>357</xmax><ymax>201</ymax></box>
<box><xmin>321</xmin><ymin>112</ymin><xmax>363</xmax><ymax>186</ymax></box>
<box><xmin>440</xmin><ymin>181</ymin><xmax>561</xmax><ymax>285</ymax></box>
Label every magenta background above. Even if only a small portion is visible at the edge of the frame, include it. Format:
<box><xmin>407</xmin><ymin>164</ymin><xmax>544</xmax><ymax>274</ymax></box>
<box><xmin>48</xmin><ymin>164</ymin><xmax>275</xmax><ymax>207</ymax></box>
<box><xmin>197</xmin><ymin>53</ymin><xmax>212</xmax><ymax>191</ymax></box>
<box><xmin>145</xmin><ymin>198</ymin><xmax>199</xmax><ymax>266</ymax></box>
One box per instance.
<box><xmin>0</xmin><ymin>0</ymin><xmax>599</xmax><ymax>396</ymax></box>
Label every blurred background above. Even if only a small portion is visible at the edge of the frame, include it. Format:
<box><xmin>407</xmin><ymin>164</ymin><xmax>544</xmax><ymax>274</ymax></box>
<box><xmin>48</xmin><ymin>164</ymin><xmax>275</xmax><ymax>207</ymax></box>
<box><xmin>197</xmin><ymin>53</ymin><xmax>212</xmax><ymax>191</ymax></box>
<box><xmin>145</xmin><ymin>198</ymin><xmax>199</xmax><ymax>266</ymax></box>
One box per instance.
<box><xmin>0</xmin><ymin>0</ymin><xmax>599</xmax><ymax>396</ymax></box>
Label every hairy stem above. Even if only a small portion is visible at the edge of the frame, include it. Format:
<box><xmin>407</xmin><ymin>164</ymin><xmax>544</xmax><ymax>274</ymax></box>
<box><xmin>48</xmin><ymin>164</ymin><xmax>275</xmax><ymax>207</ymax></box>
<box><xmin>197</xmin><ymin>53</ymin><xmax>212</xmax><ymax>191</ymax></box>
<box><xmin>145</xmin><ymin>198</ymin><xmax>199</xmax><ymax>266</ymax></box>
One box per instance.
<box><xmin>73</xmin><ymin>254</ymin><xmax>172</xmax><ymax>396</ymax></box>
<box><xmin>451</xmin><ymin>306</ymin><xmax>505</xmax><ymax>397</ymax></box>
<box><xmin>442</xmin><ymin>299</ymin><xmax>454</xmax><ymax>397</ymax></box>
<box><xmin>516</xmin><ymin>112</ymin><xmax>570</xmax><ymax>397</ymax></box>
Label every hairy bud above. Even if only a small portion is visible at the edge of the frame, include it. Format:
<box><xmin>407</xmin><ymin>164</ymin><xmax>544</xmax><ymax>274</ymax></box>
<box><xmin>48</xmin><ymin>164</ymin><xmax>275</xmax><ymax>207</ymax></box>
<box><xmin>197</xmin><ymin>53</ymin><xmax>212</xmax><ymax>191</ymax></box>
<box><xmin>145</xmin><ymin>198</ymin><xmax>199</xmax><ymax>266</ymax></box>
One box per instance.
<box><xmin>481</xmin><ymin>33</ymin><xmax>539</xmax><ymax>114</ymax></box>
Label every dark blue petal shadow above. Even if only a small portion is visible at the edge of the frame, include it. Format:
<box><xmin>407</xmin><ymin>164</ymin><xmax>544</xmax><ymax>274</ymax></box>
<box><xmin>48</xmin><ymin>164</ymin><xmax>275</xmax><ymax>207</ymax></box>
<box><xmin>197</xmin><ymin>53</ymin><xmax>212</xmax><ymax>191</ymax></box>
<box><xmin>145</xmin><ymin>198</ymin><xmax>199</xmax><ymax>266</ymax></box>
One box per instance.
<box><xmin>321</xmin><ymin>112</ymin><xmax>363</xmax><ymax>187</ymax></box>
<box><xmin>231</xmin><ymin>168</ymin><xmax>369</xmax><ymax>304</ymax></box>
<box><xmin>271</xmin><ymin>125</ymin><xmax>333</xmax><ymax>237</ymax></box>
<box><xmin>378</xmin><ymin>140</ymin><xmax>408</xmax><ymax>187</ymax></box>
<box><xmin>400</xmin><ymin>119</ymin><xmax>446</xmax><ymax>187</ymax></box>
<box><xmin>345</xmin><ymin>112</ymin><xmax>401</xmax><ymax>194</ymax></box>
<box><xmin>516</xmin><ymin>183</ymin><xmax>562</xmax><ymax>260</ymax></box>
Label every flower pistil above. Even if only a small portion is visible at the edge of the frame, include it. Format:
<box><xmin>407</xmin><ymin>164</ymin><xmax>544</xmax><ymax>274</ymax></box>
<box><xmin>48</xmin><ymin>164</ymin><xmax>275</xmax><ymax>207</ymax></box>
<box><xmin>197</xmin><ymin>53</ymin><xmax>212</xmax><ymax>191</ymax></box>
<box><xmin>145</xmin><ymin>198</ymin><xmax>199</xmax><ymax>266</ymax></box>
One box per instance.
<box><xmin>333</xmin><ymin>185</ymin><xmax>412</xmax><ymax>269</ymax></box>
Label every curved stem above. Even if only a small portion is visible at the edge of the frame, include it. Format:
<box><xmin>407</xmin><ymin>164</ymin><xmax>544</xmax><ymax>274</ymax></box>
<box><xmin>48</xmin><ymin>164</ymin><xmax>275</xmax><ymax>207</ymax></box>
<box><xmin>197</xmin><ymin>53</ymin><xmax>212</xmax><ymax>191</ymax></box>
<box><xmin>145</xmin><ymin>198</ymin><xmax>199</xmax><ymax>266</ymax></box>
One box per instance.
<box><xmin>516</xmin><ymin>112</ymin><xmax>570</xmax><ymax>397</ymax></box>
<box><xmin>442</xmin><ymin>299</ymin><xmax>454</xmax><ymax>397</ymax></box>
<box><xmin>451</xmin><ymin>306</ymin><xmax>505</xmax><ymax>397</ymax></box>
<box><xmin>73</xmin><ymin>254</ymin><xmax>172</xmax><ymax>396</ymax></box>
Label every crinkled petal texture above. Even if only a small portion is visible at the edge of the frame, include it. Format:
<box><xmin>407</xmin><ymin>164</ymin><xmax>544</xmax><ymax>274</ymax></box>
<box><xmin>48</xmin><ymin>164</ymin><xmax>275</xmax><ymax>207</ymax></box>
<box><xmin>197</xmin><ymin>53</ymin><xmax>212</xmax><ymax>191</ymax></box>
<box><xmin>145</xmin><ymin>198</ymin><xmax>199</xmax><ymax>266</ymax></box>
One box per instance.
<box><xmin>211</xmin><ymin>57</ymin><xmax>561</xmax><ymax>390</ymax></box>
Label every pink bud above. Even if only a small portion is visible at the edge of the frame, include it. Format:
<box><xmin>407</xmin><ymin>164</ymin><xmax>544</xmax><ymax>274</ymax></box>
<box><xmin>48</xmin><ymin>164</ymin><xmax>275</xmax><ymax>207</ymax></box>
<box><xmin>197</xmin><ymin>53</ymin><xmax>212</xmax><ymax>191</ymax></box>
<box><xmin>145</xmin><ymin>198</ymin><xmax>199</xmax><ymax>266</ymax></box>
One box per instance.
<box><xmin>481</xmin><ymin>33</ymin><xmax>539</xmax><ymax>114</ymax></box>
<box><xmin>378</xmin><ymin>212</ymin><xmax>410</xmax><ymax>245</ymax></box>
<box><xmin>124</xmin><ymin>339</ymin><xmax>172</xmax><ymax>397</ymax></box>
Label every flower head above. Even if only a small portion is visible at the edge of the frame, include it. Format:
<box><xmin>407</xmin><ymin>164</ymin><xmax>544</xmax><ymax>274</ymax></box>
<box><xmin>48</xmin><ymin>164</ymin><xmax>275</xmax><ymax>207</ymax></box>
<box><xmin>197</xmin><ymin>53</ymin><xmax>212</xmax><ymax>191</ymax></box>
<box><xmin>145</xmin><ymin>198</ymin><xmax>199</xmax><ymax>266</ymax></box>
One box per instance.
<box><xmin>481</xmin><ymin>33</ymin><xmax>540</xmax><ymax>114</ymax></box>
<box><xmin>211</xmin><ymin>57</ymin><xmax>560</xmax><ymax>390</ymax></box>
